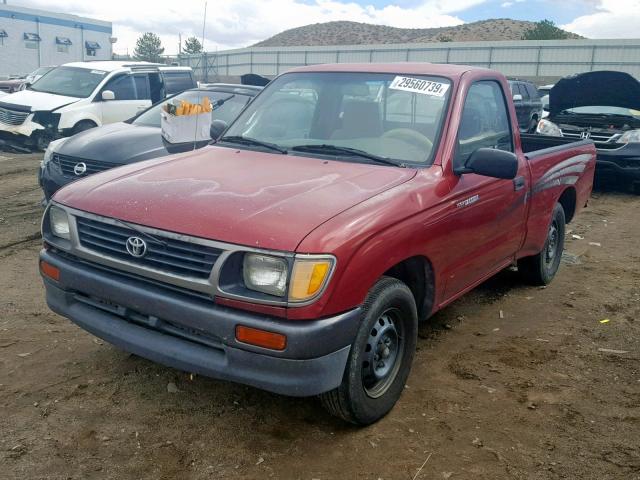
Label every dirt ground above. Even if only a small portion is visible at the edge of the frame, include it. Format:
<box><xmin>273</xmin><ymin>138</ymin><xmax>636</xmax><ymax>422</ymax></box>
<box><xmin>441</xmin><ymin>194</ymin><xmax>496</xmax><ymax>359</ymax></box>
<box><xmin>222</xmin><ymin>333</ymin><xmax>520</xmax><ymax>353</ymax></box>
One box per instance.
<box><xmin>1</xmin><ymin>152</ymin><xmax>639</xmax><ymax>480</ymax></box>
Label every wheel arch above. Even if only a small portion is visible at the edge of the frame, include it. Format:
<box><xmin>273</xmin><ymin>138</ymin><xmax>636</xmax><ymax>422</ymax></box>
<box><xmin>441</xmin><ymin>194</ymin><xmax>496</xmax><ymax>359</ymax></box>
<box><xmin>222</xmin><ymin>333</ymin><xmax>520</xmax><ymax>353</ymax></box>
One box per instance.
<box><xmin>557</xmin><ymin>186</ymin><xmax>577</xmax><ymax>224</ymax></box>
<box><xmin>383</xmin><ymin>255</ymin><xmax>435</xmax><ymax>322</ymax></box>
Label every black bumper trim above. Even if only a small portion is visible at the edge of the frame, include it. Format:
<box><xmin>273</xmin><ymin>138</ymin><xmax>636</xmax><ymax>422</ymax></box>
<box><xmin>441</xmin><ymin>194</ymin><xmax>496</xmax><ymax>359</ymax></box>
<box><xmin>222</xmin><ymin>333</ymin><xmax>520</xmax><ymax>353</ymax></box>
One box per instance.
<box><xmin>40</xmin><ymin>250</ymin><xmax>361</xmax><ymax>397</ymax></box>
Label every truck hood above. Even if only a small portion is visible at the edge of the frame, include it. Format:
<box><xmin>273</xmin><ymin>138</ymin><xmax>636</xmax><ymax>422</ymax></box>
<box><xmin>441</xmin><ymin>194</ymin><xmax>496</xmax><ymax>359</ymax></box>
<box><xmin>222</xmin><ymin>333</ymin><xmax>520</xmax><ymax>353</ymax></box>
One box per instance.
<box><xmin>549</xmin><ymin>71</ymin><xmax>640</xmax><ymax>117</ymax></box>
<box><xmin>53</xmin><ymin>145</ymin><xmax>417</xmax><ymax>252</ymax></box>
<box><xmin>0</xmin><ymin>89</ymin><xmax>79</xmax><ymax>112</ymax></box>
<box><xmin>56</xmin><ymin>122</ymin><xmax>194</xmax><ymax>165</ymax></box>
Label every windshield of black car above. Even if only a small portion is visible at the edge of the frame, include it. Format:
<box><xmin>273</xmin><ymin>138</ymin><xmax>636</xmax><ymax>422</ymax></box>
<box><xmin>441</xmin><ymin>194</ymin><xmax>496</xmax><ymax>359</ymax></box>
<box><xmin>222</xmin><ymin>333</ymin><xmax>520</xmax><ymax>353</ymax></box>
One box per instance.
<box><xmin>133</xmin><ymin>90</ymin><xmax>252</xmax><ymax>127</ymax></box>
<box><xmin>29</xmin><ymin>66</ymin><xmax>107</xmax><ymax>98</ymax></box>
<box><xmin>222</xmin><ymin>72</ymin><xmax>452</xmax><ymax>165</ymax></box>
<box><xmin>561</xmin><ymin>106</ymin><xmax>640</xmax><ymax>118</ymax></box>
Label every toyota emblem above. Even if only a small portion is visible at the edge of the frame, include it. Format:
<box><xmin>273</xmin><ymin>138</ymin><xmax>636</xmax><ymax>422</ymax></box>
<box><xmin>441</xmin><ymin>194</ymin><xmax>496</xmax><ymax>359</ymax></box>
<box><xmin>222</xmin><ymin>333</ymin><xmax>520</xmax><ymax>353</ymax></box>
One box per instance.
<box><xmin>125</xmin><ymin>236</ymin><xmax>147</xmax><ymax>258</ymax></box>
<box><xmin>73</xmin><ymin>162</ymin><xmax>87</xmax><ymax>176</ymax></box>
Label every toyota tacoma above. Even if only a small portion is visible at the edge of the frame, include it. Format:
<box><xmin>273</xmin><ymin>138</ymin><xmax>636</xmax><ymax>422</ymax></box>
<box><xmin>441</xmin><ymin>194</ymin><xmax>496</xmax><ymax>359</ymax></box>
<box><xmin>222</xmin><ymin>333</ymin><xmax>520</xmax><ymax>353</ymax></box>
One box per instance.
<box><xmin>40</xmin><ymin>63</ymin><xmax>596</xmax><ymax>424</ymax></box>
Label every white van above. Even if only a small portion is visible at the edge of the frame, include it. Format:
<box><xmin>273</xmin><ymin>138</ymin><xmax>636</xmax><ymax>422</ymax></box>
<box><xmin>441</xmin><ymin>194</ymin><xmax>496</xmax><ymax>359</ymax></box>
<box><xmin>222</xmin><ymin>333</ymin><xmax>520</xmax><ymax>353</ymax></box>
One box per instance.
<box><xmin>0</xmin><ymin>61</ymin><xmax>195</xmax><ymax>149</ymax></box>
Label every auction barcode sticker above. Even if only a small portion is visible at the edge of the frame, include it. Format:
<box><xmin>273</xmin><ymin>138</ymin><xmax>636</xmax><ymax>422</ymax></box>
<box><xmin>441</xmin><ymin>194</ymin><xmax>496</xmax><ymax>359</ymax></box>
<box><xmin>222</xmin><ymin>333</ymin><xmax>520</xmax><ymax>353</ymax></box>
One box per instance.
<box><xmin>389</xmin><ymin>76</ymin><xmax>450</xmax><ymax>97</ymax></box>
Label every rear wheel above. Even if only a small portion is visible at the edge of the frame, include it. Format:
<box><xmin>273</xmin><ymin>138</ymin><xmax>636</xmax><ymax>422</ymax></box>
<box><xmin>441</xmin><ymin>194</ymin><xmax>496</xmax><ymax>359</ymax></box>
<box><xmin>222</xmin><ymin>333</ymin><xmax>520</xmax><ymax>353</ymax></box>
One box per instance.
<box><xmin>319</xmin><ymin>277</ymin><xmax>418</xmax><ymax>425</ymax></box>
<box><xmin>519</xmin><ymin>203</ymin><xmax>565</xmax><ymax>285</ymax></box>
<box><xmin>528</xmin><ymin>116</ymin><xmax>538</xmax><ymax>133</ymax></box>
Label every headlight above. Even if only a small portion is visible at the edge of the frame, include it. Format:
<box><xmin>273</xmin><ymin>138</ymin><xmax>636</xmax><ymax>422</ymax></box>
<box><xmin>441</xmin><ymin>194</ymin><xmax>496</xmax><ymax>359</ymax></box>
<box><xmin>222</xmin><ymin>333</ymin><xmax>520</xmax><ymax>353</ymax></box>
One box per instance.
<box><xmin>289</xmin><ymin>257</ymin><xmax>333</xmax><ymax>302</ymax></box>
<box><xmin>42</xmin><ymin>138</ymin><xmax>66</xmax><ymax>167</ymax></box>
<box><xmin>243</xmin><ymin>254</ymin><xmax>288</xmax><ymax>297</ymax></box>
<box><xmin>49</xmin><ymin>205</ymin><xmax>70</xmax><ymax>239</ymax></box>
<box><xmin>617</xmin><ymin>129</ymin><xmax>640</xmax><ymax>144</ymax></box>
<box><xmin>536</xmin><ymin>119</ymin><xmax>563</xmax><ymax>137</ymax></box>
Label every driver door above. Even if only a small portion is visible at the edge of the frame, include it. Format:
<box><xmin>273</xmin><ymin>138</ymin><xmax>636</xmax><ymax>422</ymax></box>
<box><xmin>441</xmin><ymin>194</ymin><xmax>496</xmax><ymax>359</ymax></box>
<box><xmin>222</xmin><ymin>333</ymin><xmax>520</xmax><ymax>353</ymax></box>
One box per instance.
<box><xmin>440</xmin><ymin>80</ymin><xmax>528</xmax><ymax>299</ymax></box>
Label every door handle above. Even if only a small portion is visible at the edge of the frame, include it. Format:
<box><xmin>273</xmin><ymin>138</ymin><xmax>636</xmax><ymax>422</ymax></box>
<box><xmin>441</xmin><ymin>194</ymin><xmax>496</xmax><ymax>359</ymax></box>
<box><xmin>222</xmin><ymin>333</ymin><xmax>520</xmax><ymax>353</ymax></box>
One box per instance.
<box><xmin>513</xmin><ymin>176</ymin><xmax>525</xmax><ymax>191</ymax></box>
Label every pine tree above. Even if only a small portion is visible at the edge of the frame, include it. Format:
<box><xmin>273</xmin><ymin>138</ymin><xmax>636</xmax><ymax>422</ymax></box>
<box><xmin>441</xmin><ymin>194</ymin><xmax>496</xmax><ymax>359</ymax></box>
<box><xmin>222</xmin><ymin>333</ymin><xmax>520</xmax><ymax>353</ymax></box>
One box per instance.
<box><xmin>133</xmin><ymin>32</ymin><xmax>165</xmax><ymax>63</ymax></box>
<box><xmin>183</xmin><ymin>36</ymin><xmax>203</xmax><ymax>55</ymax></box>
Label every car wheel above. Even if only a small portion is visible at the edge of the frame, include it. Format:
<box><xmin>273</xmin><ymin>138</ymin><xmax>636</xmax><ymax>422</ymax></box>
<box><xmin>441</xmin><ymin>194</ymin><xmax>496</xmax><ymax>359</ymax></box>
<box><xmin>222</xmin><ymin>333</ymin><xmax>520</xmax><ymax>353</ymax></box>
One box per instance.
<box><xmin>519</xmin><ymin>202</ymin><xmax>566</xmax><ymax>285</ymax></box>
<box><xmin>72</xmin><ymin>120</ymin><xmax>97</xmax><ymax>135</ymax></box>
<box><xmin>528</xmin><ymin>117</ymin><xmax>538</xmax><ymax>133</ymax></box>
<box><xmin>319</xmin><ymin>276</ymin><xmax>418</xmax><ymax>425</ymax></box>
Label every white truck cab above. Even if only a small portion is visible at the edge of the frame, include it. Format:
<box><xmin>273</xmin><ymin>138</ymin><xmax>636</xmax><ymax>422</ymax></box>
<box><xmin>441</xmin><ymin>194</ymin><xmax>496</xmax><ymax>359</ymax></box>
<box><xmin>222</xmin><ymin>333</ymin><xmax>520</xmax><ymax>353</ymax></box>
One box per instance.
<box><xmin>0</xmin><ymin>61</ymin><xmax>195</xmax><ymax>149</ymax></box>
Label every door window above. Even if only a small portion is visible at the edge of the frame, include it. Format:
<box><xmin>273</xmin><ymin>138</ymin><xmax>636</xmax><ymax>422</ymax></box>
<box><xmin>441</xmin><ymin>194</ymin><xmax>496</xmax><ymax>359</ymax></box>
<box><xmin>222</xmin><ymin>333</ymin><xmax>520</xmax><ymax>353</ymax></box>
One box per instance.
<box><xmin>133</xmin><ymin>74</ymin><xmax>150</xmax><ymax>100</ymax></box>
<box><xmin>518</xmin><ymin>84</ymin><xmax>530</xmax><ymax>100</ymax></box>
<box><xmin>103</xmin><ymin>74</ymin><xmax>136</xmax><ymax>100</ymax></box>
<box><xmin>163</xmin><ymin>72</ymin><xmax>194</xmax><ymax>94</ymax></box>
<box><xmin>454</xmin><ymin>81</ymin><xmax>513</xmax><ymax>170</ymax></box>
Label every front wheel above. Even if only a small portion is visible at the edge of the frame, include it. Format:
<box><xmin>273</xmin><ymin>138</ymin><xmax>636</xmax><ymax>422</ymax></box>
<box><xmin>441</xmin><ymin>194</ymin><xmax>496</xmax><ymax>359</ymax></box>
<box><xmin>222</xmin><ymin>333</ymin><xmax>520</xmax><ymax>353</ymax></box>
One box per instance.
<box><xmin>319</xmin><ymin>277</ymin><xmax>418</xmax><ymax>425</ymax></box>
<box><xmin>519</xmin><ymin>202</ymin><xmax>566</xmax><ymax>285</ymax></box>
<box><xmin>72</xmin><ymin>120</ymin><xmax>97</xmax><ymax>136</ymax></box>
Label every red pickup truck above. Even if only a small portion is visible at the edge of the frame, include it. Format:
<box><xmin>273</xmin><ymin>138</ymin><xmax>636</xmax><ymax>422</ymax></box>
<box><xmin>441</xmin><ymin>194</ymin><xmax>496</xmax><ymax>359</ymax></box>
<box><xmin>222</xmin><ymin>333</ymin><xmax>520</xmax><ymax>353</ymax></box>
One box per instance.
<box><xmin>40</xmin><ymin>64</ymin><xmax>595</xmax><ymax>425</ymax></box>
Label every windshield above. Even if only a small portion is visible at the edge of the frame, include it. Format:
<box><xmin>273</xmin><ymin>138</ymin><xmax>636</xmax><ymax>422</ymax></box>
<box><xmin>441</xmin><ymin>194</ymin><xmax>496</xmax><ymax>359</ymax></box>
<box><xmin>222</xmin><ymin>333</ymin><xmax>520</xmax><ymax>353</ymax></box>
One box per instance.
<box><xmin>133</xmin><ymin>90</ymin><xmax>253</xmax><ymax>127</ymax></box>
<box><xmin>30</xmin><ymin>66</ymin><xmax>107</xmax><ymax>98</ymax></box>
<box><xmin>562</xmin><ymin>106</ymin><xmax>640</xmax><ymax>118</ymax></box>
<box><xmin>222</xmin><ymin>72</ymin><xmax>452</xmax><ymax>166</ymax></box>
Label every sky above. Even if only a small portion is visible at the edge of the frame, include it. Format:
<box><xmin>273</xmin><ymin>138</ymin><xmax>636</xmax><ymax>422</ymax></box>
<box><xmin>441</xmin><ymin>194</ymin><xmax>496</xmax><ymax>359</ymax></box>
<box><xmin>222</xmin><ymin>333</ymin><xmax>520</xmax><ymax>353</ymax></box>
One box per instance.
<box><xmin>14</xmin><ymin>0</ymin><xmax>640</xmax><ymax>55</ymax></box>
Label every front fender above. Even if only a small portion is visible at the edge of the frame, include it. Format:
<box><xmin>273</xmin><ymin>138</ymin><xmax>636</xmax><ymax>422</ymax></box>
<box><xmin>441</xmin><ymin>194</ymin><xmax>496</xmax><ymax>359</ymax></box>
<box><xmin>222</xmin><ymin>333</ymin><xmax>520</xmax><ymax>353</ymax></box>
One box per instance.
<box><xmin>57</xmin><ymin>108</ymin><xmax>102</xmax><ymax>131</ymax></box>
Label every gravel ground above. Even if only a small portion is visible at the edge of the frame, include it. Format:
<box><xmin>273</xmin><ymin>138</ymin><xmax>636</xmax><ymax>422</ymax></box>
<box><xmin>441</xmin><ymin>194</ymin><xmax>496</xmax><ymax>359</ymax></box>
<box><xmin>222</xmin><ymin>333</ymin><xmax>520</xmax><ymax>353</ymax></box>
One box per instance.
<box><xmin>1</xmin><ymin>152</ymin><xmax>639</xmax><ymax>479</ymax></box>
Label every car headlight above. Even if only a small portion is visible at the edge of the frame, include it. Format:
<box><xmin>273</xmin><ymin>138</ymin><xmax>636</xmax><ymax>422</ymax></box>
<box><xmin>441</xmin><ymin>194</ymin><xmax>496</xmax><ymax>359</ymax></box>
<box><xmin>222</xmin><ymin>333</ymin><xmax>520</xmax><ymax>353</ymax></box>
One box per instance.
<box><xmin>42</xmin><ymin>138</ymin><xmax>67</xmax><ymax>167</ymax></box>
<box><xmin>536</xmin><ymin>119</ymin><xmax>563</xmax><ymax>137</ymax></box>
<box><xmin>617</xmin><ymin>129</ymin><xmax>640</xmax><ymax>144</ymax></box>
<box><xmin>243</xmin><ymin>254</ymin><xmax>288</xmax><ymax>297</ymax></box>
<box><xmin>241</xmin><ymin>253</ymin><xmax>335</xmax><ymax>301</ymax></box>
<box><xmin>49</xmin><ymin>205</ymin><xmax>70</xmax><ymax>239</ymax></box>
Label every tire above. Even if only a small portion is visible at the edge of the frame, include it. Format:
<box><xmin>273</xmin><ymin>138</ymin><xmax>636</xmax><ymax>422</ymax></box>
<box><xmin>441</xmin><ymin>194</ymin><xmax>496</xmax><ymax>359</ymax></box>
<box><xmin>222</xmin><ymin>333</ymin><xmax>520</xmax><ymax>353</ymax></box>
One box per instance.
<box><xmin>72</xmin><ymin>120</ymin><xmax>97</xmax><ymax>136</ymax></box>
<box><xmin>528</xmin><ymin>116</ymin><xmax>538</xmax><ymax>133</ymax></box>
<box><xmin>319</xmin><ymin>276</ymin><xmax>418</xmax><ymax>425</ymax></box>
<box><xmin>519</xmin><ymin>203</ymin><xmax>566</xmax><ymax>285</ymax></box>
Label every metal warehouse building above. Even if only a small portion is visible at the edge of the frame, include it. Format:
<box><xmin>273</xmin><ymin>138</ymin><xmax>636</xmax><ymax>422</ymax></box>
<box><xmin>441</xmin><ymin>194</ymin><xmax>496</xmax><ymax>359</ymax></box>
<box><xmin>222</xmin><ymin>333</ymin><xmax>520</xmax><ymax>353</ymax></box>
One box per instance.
<box><xmin>0</xmin><ymin>4</ymin><xmax>113</xmax><ymax>76</ymax></box>
<box><xmin>180</xmin><ymin>39</ymin><xmax>640</xmax><ymax>84</ymax></box>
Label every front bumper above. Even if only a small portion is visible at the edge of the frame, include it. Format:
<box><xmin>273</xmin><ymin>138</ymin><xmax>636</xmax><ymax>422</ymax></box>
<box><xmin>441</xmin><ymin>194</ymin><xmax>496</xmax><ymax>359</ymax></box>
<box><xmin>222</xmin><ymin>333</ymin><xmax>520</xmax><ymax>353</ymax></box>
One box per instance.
<box><xmin>40</xmin><ymin>250</ymin><xmax>360</xmax><ymax>397</ymax></box>
<box><xmin>39</xmin><ymin>159</ymin><xmax>85</xmax><ymax>203</ymax></box>
<box><xmin>594</xmin><ymin>143</ymin><xmax>640</xmax><ymax>181</ymax></box>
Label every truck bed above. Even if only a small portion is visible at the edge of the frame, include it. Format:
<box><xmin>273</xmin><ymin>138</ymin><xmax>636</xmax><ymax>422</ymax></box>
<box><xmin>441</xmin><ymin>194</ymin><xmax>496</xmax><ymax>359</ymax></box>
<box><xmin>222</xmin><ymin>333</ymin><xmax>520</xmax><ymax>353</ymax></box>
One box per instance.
<box><xmin>520</xmin><ymin>134</ymin><xmax>594</xmax><ymax>157</ymax></box>
<box><xmin>521</xmin><ymin>133</ymin><xmax>640</xmax><ymax>185</ymax></box>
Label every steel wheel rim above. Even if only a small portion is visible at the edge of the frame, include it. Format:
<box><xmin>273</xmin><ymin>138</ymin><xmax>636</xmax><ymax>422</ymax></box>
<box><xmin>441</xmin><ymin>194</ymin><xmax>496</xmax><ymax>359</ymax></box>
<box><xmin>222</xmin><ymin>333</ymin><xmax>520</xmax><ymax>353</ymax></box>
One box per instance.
<box><xmin>545</xmin><ymin>220</ymin><xmax>559</xmax><ymax>267</ymax></box>
<box><xmin>362</xmin><ymin>308</ymin><xmax>405</xmax><ymax>399</ymax></box>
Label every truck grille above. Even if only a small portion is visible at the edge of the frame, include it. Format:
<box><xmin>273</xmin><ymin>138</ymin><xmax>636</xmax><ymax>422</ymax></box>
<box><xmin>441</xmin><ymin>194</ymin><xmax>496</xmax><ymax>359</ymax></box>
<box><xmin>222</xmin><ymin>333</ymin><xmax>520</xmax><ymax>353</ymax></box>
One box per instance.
<box><xmin>0</xmin><ymin>106</ymin><xmax>29</xmax><ymax>126</ymax></box>
<box><xmin>53</xmin><ymin>154</ymin><xmax>113</xmax><ymax>177</ymax></box>
<box><xmin>76</xmin><ymin>217</ymin><xmax>222</xmax><ymax>279</ymax></box>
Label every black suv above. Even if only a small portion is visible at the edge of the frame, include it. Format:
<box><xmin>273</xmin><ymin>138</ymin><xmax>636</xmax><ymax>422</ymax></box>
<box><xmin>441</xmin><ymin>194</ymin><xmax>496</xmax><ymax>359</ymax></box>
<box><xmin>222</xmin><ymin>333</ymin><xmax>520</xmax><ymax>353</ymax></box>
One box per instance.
<box><xmin>508</xmin><ymin>79</ymin><xmax>543</xmax><ymax>133</ymax></box>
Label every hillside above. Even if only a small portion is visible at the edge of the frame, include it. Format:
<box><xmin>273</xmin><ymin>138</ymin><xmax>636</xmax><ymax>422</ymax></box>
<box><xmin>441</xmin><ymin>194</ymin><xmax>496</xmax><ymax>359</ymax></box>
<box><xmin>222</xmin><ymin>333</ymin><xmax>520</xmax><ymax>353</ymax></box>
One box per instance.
<box><xmin>254</xmin><ymin>19</ymin><xmax>582</xmax><ymax>47</ymax></box>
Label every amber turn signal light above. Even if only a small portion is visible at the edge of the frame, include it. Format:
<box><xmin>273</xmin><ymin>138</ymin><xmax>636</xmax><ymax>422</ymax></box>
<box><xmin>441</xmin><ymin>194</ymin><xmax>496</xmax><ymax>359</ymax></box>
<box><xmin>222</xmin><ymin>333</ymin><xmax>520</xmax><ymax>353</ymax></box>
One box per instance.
<box><xmin>235</xmin><ymin>325</ymin><xmax>286</xmax><ymax>351</ymax></box>
<box><xmin>40</xmin><ymin>260</ymin><xmax>60</xmax><ymax>281</ymax></box>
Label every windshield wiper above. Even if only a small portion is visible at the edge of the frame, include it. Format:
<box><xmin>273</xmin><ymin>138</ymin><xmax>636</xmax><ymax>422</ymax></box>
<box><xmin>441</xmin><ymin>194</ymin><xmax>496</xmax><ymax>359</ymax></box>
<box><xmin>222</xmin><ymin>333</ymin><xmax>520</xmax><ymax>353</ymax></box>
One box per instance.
<box><xmin>291</xmin><ymin>144</ymin><xmax>404</xmax><ymax>167</ymax></box>
<box><xmin>218</xmin><ymin>135</ymin><xmax>288</xmax><ymax>154</ymax></box>
<box><xmin>213</xmin><ymin>94</ymin><xmax>235</xmax><ymax>110</ymax></box>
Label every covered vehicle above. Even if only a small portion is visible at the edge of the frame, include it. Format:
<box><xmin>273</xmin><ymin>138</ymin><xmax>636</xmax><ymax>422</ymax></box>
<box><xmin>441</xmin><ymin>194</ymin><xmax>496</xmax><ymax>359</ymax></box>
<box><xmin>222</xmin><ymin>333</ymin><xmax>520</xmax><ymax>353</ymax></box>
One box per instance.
<box><xmin>536</xmin><ymin>71</ymin><xmax>640</xmax><ymax>188</ymax></box>
<box><xmin>39</xmin><ymin>84</ymin><xmax>262</xmax><ymax>202</ymax></box>
<box><xmin>40</xmin><ymin>63</ymin><xmax>595</xmax><ymax>425</ymax></box>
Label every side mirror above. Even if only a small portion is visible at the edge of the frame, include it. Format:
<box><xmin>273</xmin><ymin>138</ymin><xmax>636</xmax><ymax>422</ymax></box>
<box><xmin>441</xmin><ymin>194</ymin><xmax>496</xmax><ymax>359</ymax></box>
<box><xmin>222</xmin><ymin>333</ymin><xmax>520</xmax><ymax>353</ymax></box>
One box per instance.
<box><xmin>512</xmin><ymin>94</ymin><xmax>523</xmax><ymax>102</ymax></box>
<box><xmin>210</xmin><ymin>119</ymin><xmax>228</xmax><ymax>140</ymax></box>
<box><xmin>101</xmin><ymin>90</ymin><xmax>115</xmax><ymax>101</ymax></box>
<box><xmin>457</xmin><ymin>148</ymin><xmax>518</xmax><ymax>180</ymax></box>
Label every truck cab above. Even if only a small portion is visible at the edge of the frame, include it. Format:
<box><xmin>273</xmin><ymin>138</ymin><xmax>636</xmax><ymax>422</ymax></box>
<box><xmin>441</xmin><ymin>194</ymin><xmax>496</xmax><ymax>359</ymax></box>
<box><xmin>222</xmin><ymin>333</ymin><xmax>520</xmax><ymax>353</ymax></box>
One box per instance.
<box><xmin>40</xmin><ymin>63</ymin><xmax>595</xmax><ymax>425</ymax></box>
